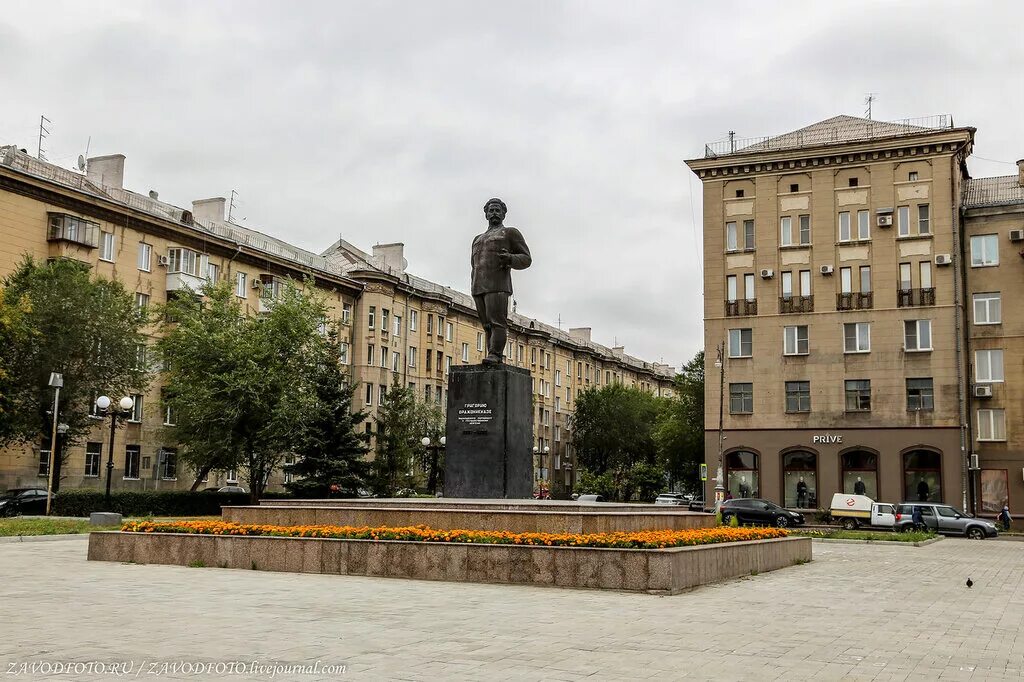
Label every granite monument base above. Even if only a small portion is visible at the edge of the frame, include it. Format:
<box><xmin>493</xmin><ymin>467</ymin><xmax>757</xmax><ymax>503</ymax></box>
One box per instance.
<box><xmin>445</xmin><ymin>364</ymin><xmax>533</xmax><ymax>498</ymax></box>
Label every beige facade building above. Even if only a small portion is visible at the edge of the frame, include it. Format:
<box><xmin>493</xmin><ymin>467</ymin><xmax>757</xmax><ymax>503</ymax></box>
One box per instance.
<box><xmin>0</xmin><ymin>145</ymin><xmax>674</xmax><ymax>497</ymax></box>
<box><xmin>688</xmin><ymin>115</ymin><xmax>1023</xmax><ymax>517</ymax></box>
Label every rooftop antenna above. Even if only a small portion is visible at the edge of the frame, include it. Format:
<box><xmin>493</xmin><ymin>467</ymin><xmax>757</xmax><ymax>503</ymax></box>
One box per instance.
<box><xmin>728</xmin><ymin>130</ymin><xmax>736</xmax><ymax>153</ymax></box>
<box><xmin>557</xmin><ymin>314</ymin><xmax>562</xmax><ymax>330</ymax></box>
<box><xmin>76</xmin><ymin>136</ymin><xmax>91</xmax><ymax>173</ymax></box>
<box><xmin>37</xmin><ymin>115</ymin><xmax>51</xmax><ymax>161</ymax></box>
<box><xmin>864</xmin><ymin>93</ymin><xmax>877</xmax><ymax>120</ymax></box>
<box><xmin>228</xmin><ymin>189</ymin><xmax>239</xmax><ymax>222</ymax></box>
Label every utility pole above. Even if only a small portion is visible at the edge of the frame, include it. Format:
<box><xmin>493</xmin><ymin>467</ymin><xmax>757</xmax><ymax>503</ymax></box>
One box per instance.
<box><xmin>714</xmin><ymin>341</ymin><xmax>726</xmax><ymax>504</ymax></box>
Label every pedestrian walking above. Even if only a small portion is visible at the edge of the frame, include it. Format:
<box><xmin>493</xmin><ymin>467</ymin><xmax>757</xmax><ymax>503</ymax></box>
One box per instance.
<box><xmin>912</xmin><ymin>505</ymin><xmax>924</xmax><ymax>532</ymax></box>
<box><xmin>997</xmin><ymin>505</ymin><xmax>1012</xmax><ymax>532</ymax></box>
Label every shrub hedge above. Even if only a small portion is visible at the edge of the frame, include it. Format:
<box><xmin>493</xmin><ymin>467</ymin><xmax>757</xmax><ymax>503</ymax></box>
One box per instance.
<box><xmin>53</xmin><ymin>489</ymin><xmax>281</xmax><ymax>517</ymax></box>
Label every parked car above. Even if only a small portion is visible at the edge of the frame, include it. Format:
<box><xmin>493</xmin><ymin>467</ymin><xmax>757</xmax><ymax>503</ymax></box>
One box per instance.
<box><xmin>0</xmin><ymin>488</ymin><xmax>54</xmax><ymax>517</ymax></box>
<box><xmin>720</xmin><ymin>498</ymin><xmax>805</xmax><ymax>527</ymax></box>
<box><xmin>829</xmin><ymin>493</ymin><xmax>896</xmax><ymax>530</ymax></box>
<box><xmin>576</xmin><ymin>494</ymin><xmax>606</xmax><ymax>503</ymax></box>
<box><xmin>688</xmin><ymin>497</ymin><xmax>708</xmax><ymax>513</ymax></box>
<box><xmin>655</xmin><ymin>493</ymin><xmax>687</xmax><ymax>505</ymax></box>
<box><xmin>217</xmin><ymin>485</ymin><xmax>247</xmax><ymax>494</ymax></box>
<box><xmin>894</xmin><ymin>502</ymin><xmax>998</xmax><ymax>539</ymax></box>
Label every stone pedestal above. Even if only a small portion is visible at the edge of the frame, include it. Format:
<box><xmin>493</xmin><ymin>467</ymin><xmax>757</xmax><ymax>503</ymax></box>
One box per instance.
<box><xmin>444</xmin><ymin>364</ymin><xmax>533</xmax><ymax>499</ymax></box>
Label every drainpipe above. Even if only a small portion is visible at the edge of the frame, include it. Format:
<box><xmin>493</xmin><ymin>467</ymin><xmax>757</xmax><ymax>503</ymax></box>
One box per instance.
<box><xmin>950</xmin><ymin>143</ymin><xmax>971</xmax><ymax>513</ymax></box>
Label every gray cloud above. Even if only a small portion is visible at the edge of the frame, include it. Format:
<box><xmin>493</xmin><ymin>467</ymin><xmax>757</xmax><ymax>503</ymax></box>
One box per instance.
<box><xmin>2</xmin><ymin>0</ymin><xmax>1022</xmax><ymax>369</ymax></box>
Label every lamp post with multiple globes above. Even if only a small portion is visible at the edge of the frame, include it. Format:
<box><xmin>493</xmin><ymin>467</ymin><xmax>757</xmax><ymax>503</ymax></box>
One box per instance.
<box><xmin>95</xmin><ymin>395</ymin><xmax>135</xmax><ymax>507</ymax></box>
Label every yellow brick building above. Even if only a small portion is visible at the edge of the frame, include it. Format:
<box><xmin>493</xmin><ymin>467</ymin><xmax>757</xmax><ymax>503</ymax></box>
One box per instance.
<box><xmin>0</xmin><ymin>146</ymin><xmax>674</xmax><ymax>497</ymax></box>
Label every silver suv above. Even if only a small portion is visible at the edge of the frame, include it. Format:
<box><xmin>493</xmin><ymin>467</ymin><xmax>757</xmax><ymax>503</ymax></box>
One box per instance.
<box><xmin>895</xmin><ymin>502</ymin><xmax>998</xmax><ymax>539</ymax></box>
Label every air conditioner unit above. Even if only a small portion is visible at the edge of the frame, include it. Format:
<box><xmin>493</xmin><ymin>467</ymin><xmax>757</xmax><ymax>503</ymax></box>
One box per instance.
<box><xmin>1009</xmin><ymin>229</ymin><xmax>1024</xmax><ymax>242</ymax></box>
<box><xmin>820</xmin><ymin>265</ymin><xmax>834</xmax><ymax>275</ymax></box>
<box><xmin>876</xmin><ymin>214</ymin><xmax>893</xmax><ymax>227</ymax></box>
<box><xmin>969</xmin><ymin>453</ymin><xmax>980</xmax><ymax>471</ymax></box>
<box><xmin>157</xmin><ymin>255</ymin><xmax>169</xmax><ymax>267</ymax></box>
<box><xmin>974</xmin><ymin>384</ymin><xmax>993</xmax><ymax>398</ymax></box>
<box><xmin>760</xmin><ymin>268</ymin><xmax>774</xmax><ymax>279</ymax></box>
<box><xmin>935</xmin><ymin>254</ymin><xmax>952</xmax><ymax>266</ymax></box>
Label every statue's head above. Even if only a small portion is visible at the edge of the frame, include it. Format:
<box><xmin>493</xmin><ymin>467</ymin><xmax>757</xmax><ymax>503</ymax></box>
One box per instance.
<box><xmin>484</xmin><ymin>198</ymin><xmax>507</xmax><ymax>223</ymax></box>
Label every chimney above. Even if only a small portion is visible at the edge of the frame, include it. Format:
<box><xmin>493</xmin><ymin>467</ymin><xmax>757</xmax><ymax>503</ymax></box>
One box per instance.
<box><xmin>86</xmin><ymin>154</ymin><xmax>125</xmax><ymax>189</ymax></box>
<box><xmin>192</xmin><ymin>197</ymin><xmax>226</xmax><ymax>223</ymax></box>
<box><xmin>371</xmin><ymin>243</ymin><xmax>407</xmax><ymax>274</ymax></box>
<box><xmin>568</xmin><ymin>327</ymin><xmax>592</xmax><ymax>342</ymax></box>
<box><xmin>612</xmin><ymin>346</ymin><xmax>625</xmax><ymax>357</ymax></box>
<box><xmin>1017</xmin><ymin>159</ymin><xmax>1024</xmax><ymax>187</ymax></box>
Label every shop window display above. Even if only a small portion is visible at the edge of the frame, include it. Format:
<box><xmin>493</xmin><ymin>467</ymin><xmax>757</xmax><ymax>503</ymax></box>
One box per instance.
<box><xmin>782</xmin><ymin>450</ymin><xmax>816</xmax><ymax>508</ymax></box>
<box><xmin>841</xmin><ymin>450</ymin><xmax>878</xmax><ymax>500</ymax></box>
<box><xmin>980</xmin><ymin>470</ymin><xmax>1008</xmax><ymax>514</ymax></box>
<box><xmin>725</xmin><ymin>450</ymin><xmax>759</xmax><ymax>499</ymax></box>
<box><xmin>903</xmin><ymin>450</ymin><xmax>941</xmax><ymax>502</ymax></box>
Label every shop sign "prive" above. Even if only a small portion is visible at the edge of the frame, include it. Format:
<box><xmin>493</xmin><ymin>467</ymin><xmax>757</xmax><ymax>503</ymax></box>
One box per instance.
<box><xmin>811</xmin><ymin>434</ymin><xmax>843</xmax><ymax>444</ymax></box>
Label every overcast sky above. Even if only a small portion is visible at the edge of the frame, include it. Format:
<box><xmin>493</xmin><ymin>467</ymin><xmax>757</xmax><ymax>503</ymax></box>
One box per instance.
<box><xmin>2</xmin><ymin>0</ymin><xmax>1022</xmax><ymax>369</ymax></box>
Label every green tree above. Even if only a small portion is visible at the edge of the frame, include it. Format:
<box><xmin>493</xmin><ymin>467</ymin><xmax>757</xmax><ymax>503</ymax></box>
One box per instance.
<box><xmin>410</xmin><ymin>400</ymin><xmax>445</xmax><ymax>493</ymax></box>
<box><xmin>371</xmin><ymin>378</ymin><xmax>419</xmax><ymax>496</ymax></box>
<box><xmin>284</xmin><ymin>333</ymin><xmax>370</xmax><ymax>498</ymax></box>
<box><xmin>158</xmin><ymin>278</ymin><xmax>328</xmax><ymax>502</ymax></box>
<box><xmin>0</xmin><ymin>258</ymin><xmax>148</xmax><ymax>490</ymax></box>
<box><xmin>654</xmin><ymin>351</ymin><xmax>705</xmax><ymax>494</ymax></box>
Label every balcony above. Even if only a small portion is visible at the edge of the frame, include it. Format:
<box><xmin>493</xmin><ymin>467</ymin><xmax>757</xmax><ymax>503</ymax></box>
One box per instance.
<box><xmin>897</xmin><ymin>288</ymin><xmax>936</xmax><ymax>307</ymax></box>
<box><xmin>725</xmin><ymin>299</ymin><xmax>758</xmax><ymax>317</ymax></box>
<box><xmin>836</xmin><ymin>292</ymin><xmax>873</xmax><ymax>311</ymax></box>
<box><xmin>779</xmin><ymin>295</ymin><xmax>814</xmax><ymax>314</ymax></box>
<box><xmin>47</xmin><ymin>213</ymin><xmax>98</xmax><ymax>248</ymax></box>
<box><xmin>166</xmin><ymin>271</ymin><xmax>205</xmax><ymax>293</ymax></box>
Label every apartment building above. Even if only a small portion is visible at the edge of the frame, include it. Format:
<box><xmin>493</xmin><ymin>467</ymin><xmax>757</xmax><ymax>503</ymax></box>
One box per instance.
<box><xmin>0</xmin><ymin>145</ymin><xmax>674</xmax><ymax>496</ymax></box>
<box><xmin>687</xmin><ymin>115</ymin><xmax>977</xmax><ymax>511</ymax></box>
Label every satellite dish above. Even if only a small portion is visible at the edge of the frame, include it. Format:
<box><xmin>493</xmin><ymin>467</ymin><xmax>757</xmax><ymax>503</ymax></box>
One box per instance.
<box><xmin>77</xmin><ymin>155</ymin><xmax>86</xmax><ymax>171</ymax></box>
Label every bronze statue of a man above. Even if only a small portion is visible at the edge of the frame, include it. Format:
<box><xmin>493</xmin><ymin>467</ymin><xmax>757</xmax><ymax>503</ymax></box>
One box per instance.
<box><xmin>471</xmin><ymin>198</ymin><xmax>532</xmax><ymax>364</ymax></box>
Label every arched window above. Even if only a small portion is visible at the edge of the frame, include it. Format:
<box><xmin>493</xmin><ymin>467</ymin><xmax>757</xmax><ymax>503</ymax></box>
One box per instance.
<box><xmin>903</xmin><ymin>450</ymin><xmax>941</xmax><ymax>502</ymax></box>
<box><xmin>841</xmin><ymin>450</ymin><xmax>878</xmax><ymax>500</ymax></box>
<box><xmin>725</xmin><ymin>450</ymin><xmax>759</xmax><ymax>499</ymax></box>
<box><xmin>782</xmin><ymin>451</ymin><xmax>817</xmax><ymax>508</ymax></box>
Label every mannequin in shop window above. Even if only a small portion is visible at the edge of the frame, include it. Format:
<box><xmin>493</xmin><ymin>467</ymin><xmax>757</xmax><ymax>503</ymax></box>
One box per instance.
<box><xmin>854</xmin><ymin>476</ymin><xmax>866</xmax><ymax>496</ymax></box>
<box><xmin>796</xmin><ymin>477</ymin><xmax>808</xmax><ymax>509</ymax></box>
<box><xmin>917</xmin><ymin>478</ymin><xmax>930</xmax><ymax>501</ymax></box>
<box><xmin>738</xmin><ymin>475</ymin><xmax>751</xmax><ymax>499</ymax></box>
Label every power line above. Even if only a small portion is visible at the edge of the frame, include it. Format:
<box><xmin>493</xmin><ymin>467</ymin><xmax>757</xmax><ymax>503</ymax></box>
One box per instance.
<box><xmin>971</xmin><ymin>155</ymin><xmax>1019</xmax><ymax>167</ymax></box>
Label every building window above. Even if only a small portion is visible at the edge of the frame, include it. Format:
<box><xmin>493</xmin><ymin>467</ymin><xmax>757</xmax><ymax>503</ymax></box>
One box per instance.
<box><xmin>848</xmin><ymin>177</ymin><xmax>858</xmax><ymax>187</ymax></box>
<box><xmin>392</xmin><ymin>351</ymin><xmax>400</xmax><ymax>372</ymax></box>
<box><xmin>845</xmin><ymin>379</ymin><xmax>871</xmax><ymax>411</ymax></box>
<box><xmin>135</xmin><ymin>292</ymin><xmax>150</xmax><ymax>312</ymax></box>
<box><xmin>84</xmin><ymin>442</ymin><xmax>102</xmax><ymax>477</ymax></box>
<box><xmin>726</xmin><ymin>221</ymin><xmax>738</xmax><ymax>251</ymax></box>
<box><xmin>842</xmin><ymin>451</ymin><xmax>878</xmax><ymax>498</ymax></box>
<box><xmin>729</xmin><ymin>383</ymin><xmax>753</xmax><ymax>414</ymax></box>
<box><xmin>903</xmin><ymin>450</ymin><xmax>941</xmax><ymax>502</ymax></box>
<box><xmin>726</xmin><ymin>275</ymin><xmax>738</xmax><ymax>302</ymax></box>
<box><xmin>366</xmin><ymin>344</ymin><xmax>374</xmax><ymax>366</ymax></box>
<box><xmin>897</xmin><ymin>206</ymin><xmax>911</xmax><ymax>237</ymax></box>
<box><xmin>906</xmin><ymin>378</ymin><xmax>934</xmax><ymax>411</ymax></box>
<box><xmin>783</xmin><ymin>326</ymin><xmax>808</xmax><ymax>356</ymax></box>
<box><xmin>409</xmin><ymin>347</ymin><xmax>417</xmax><ymax>368</ymax></box>
<box><xmin>166</xmin><ymin>247</ymin><xmax>200</xmax><ymax>276</ymax></box>
<box><xmin>378</xmin><ymin>385</ymin><xmax>386</xmax><ymax>406</ymax></box>
<box><xmin>783</xmin><ymin>451</ymin><xmax>816</xmax><ymax>508</ymax></box>
<box><xmin>555</xmin><ymin>369</ymin><xmax>562</xmax><ymax>386</ymax></box>
<box><xmin>137</xmin><ymin>242</ymin><xmax>152</xmax><ymax>271</ymax></box>
<box><xmin>425</xmin><ymin>350</ymin><xmax>432</xmax><ymax>372</ymax></box>
<box><xmin>436</xmin><ymin>350</ymin><xmax>443</xmax><ymax>372</ymax></box>
<box><xmin>970</xmin><ymin>234</ymin><xmax>998</xmax><ymax>267</ymax></box>
<box><xmin>339</xmin><ymin>342</ymin><xmax>349</xmax><ymax>365</ymax></box>
<box><xmin>860</xmin><ymin>266</ymin><xmax>871</xmax><ymax>293</ymax></box>
<box><xmin>843</xmin><ymin>322</ymin><xmax>870</xmax><ymax>353</ymax></box>
<box><xmin>728</xmin><ymin>328</ymin><xmax>752</xmax><ymax>358</ymax></box>
<box><xmin>283</xmin><ymin>455</ymin><xmax>295</xmax><ymax>485</ymax></box>
<box><xmin>99</xmin><ymin>232</ymin><xmax>115</xmax><ymax>262</ymax></box>
<box><xmin>235</xmin><ymin>272</ymin><xmax>247</xmax><ymax>297</ymax></box>
<box><xmin>980</xmin><ymin>470</ymin><xmax>1009</xmax><ymax>514</ymax></box>
<box><xmin>784</xmin><ymin>381</ymin><xmax>810</xmax><ymax>413</ymax></box>
<box><xmin>160</xmin><ymin>448</ymin><xmax>177</xmax><ymax>480</ymax></box>
<box><xmin>365</xmin><ymin>383</ymin><xmax>373</xmax><ymax>406</ymax></box>
<box><xmin>735</xmin><ymin>189</ymin><xmax>744</xmax><ymax>198</ymax></box>
<box><xmin>781</xmin><ymin>271</ymin><xmax>793</xmax><ymax>298</ymax></box>
<box><xmin>973</xmin><ymin>293</ymin><xmax>1001</xmax><ymax>325</ymax></box>
<box><xmin>381</xmin><ymin>309</ymin><xmax>389</xmax><ymax>333</ymax></box>
<box><xmin>838</xmin><ymin>212</ymin><xmax>852</xmax><ymax>242</ymax></box>
<box><xmin>437</xmin><ymin>316</ymin><xmax>445</xmax><ymax>338</ymax></box>
<box><xmin>477</xmin><ymin>333</ymin><xmax>485</xmax><ymax>352</ymax></box>
<box><xmin>368</xmin><ymin>306</ymin><xmax>376</xmax><ymax>329</ymax></box>
<box><xmin>798</xmin><ymin>215</ymin><xmax>810</xmax><ymax>245</ymax></box>
<box><xmin>443</xmin><ymin>322</ymin><xmax>452</xmax><ymax>342</ymax></box>
<box><xmin>780</xmin><ymin>216</ymin><xmax>793</xmax><ymax>247</ymax></box>
<box><xmin>393</xmin><ymin>315</ymin><xmax>402</xmax><ymax>337</ymax></box>
<box><xmin>857</xmin><ymin>210</ymin><xmax>870</xmax><ymax>240</ymax></box>
<box><xmin>904</xmin><ymin>320</ymin><xmax>932</xmax><ymax>352</ymax></box>
<box><xmin>206</xmin><ymin>261</ymin><xmax>219</xmax><ymax>281</ymax></box>
<box><xmin>408</xmin><ymin>309</ymin><xmax>417</xmax><ymax>331</ymax></box>
<box><xmin>918</xmin><ymin>204</ymin><xmax>930</xmax><ymax>234</ymax></box>
<box><xmin>975</xmin><ymin>349</ymin><xmax>1004</xmax><ymax>383</ymax></box>
<box><xmin>424</xmin><ymin>385</ymin><xmax>432</xmax><ymax>403</ymax></box>
<box><xmin>743</xmin><ymin>220</ymin><xmax>755</xmax><ymax>249</ymax></box>
<box><xmin>124</xmin><ymin>445</ymin><xmax>141</xmax><ymax>480</ymax></box>
<box><xmin>135</xmin><ymin>343</ymin><xmax>148</xmax><ymax>370</ymax></box>
<box><xmin>128</xmin><ymin>395</ymin><xmax>143</xmax><ymax>422</ymax></box>
<box><xmin>725</xmin><ymin>450</ymin><xmax>758</xmax><ymax>498</ymax></box>
<box><xmin>460</xmin><ymin>343</ymin><xmax>468</xmax><ymax>363</ymax></box>
<box><xmin>426</xmin><ymin>314</ymin><xmax>433</xmax><ymax>335</ymax></box>
<box><xmin>909</xmin><ymin>171</ymin><xmax>919</xmax><ymax>181</ymax></box>
<box><xmin>380</xmin><ymin>347</ymin><xmax>388</xmax><ymax>368</ymax></box>
<box><xmin>978</xmin><ymin>409</ymin><xmax>1007</xmax><ymax>441</ymax></box>
<box><xmin>163</xmin><ymin>395</ymin><xmax>177</xmax><ymax>426</ymax></box>
<box><xmin>789</xmin><ymin>183</ymin><xmax>799</xmax><ymax>193</ymax></box>
<box><xmin>226</xmin><ymin>469</ymin><xmax>238</xmax><ymax>484</ymax></box>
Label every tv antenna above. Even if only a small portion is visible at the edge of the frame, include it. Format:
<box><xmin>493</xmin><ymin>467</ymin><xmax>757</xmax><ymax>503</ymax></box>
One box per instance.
<box><xmin>228</xmin><ymin>189</ymin><xmax>239</xmax><ymax>222</ymax></box>
<box><xmin>37</xmin><ymin>115</ymin><xmax>51</xmax><ymax>160</ymax></box>
<box><xmin>76</xmin><ymin>136</ymin><xmax>91</xmax><ymax>173</ymax></box>
<box><xmin>864</xmin><ymin>93</ymin><xmax>877</xmax><ymax>120</ymax></box>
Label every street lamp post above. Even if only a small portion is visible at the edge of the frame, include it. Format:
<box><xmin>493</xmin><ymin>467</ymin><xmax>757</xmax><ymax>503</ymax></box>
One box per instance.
<box><xmin>714</xmin><ymin>342</ymin><xmax>727</xmax><ymax>504</ymax></box>
<box><xmin>45</xmin><ymin>373</ymin><xmax>63</xmax><ymax>515</ymax></box>
<box><xmin>97</xmin><ymin>395</ymin><xmax>135</xmax><ymax>508</ymax></box>
<box><xmin>543</xmin><ymin>445</ymin><xmax>550</xmax><ymax>499</ymax></box>
<box><xmin>420</xmin><ymin>436</ymin><xmax>446</xmax><ymax>494</ymax></box>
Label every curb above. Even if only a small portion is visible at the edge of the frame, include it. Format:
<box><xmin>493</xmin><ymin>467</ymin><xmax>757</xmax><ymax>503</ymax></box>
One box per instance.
<box><xmin>810</xmin><ymin>536</ymin><xmax>943</xmax><ymax>547</ymax></box>
<box><xmin>0</xmin><ymin>533</ymin><xmax>92</xmax><ymax>544</ymax></box>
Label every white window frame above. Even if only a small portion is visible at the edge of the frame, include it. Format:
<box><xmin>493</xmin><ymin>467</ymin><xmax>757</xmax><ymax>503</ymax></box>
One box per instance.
<box><xmin>340</xmin><ymin>342</ymin><xmax>349</xmax><ymax>365</ymax></box>
<box><xmin>899</xmin><ymin>263</ymin><xmax>912</xmax><ymax>290</ymax></box>
<box><xmin>975</xmin><ymin>349</ymin><xmax>1004</xmax><ymax>383</ymax></box>
<box><xmin>977</xmin><ymin>409</ymin><xmax>1006</xmax><ymax>442</ymax></box>
<box><xmin>918</xmin><ymin>204</ymin><xmax>930</xmax><ymax>234</ymax></box>
<box><xmin>477</xmin><ymin>333</ymin><xmax>485</xmax><ymax>352</ymax></box>
<box><xmin>897</xmin><ymin>206</ymin><xmax>911</xmax><ymax>237</ymax></box>
<box><xmin>726</xmin><ymin>275</ymin><xmax>738</xmax><ymax>302</ymax></box>
<box><xmin>445</xmin><ymin>322</ymin><xmax>454</xmax><ymax>342</ymax></box>
<box><xmin>857</xmin><ymin>210</ymin><xmax>870</xmax><ymax>240</ymax></box>
<box><xmin>838</xmin><ymin>212</ymin><xmax>851</xmax><ymax>242</ymax></box>
<box><xmin>365</xmin><ymin>383</ymin><xmax>372</xmax><ymax>406</ymax></box>
<box><xmin>970</xmin><ymin>234</ymin><xmax>999</xmax><ymax>267</ymax></box>
<box><xmin>780</xmin><ymin>271</ymin><xmax>793</xmax><ymax>298</ymax></box>
<box><xmin>920</xmin><ymin>261</ymin><xmax>932</xmax><ymax>289</ymax></box>
<box><xmin>409</xmin><ymin>309</ymin><xmax>418</xmax><ymax>331</ymax></box>
<box><xmin>859</xmin><ymin>265</ymin><xmax>871</xmax><ymax>294</ymax></box>
<box><xmin>799</xmin><ymin>270</ymin><xmax>811</xmax><ymax>296</ymax></box>
<box><xmin>783</xmin><ymin>325</ymin><xmax>809</xmax><ymax>356</ymax></box>
<box><xmin>726</xmin><ymin>221</ymin><xmax>738</xmax><ymax>251</ymax></box>
<box><xmin>137</xmin><ymin>242</ymin><xmax>152</xmax><ymax>271</ymax></box>
<box><xmin>780</xmin><ymin>216</ymin><xmax>793</xmax><ymax>247</ymax></box>
<box><xmin>744</xmin><ymin>273</ymin><xmax>755</xmax><ymax>300</ymax></box>
<box><xmin>728</xmin><ymin>328</ymin><xmax>752</xmax><ymax>358</ymax></box>
<box><xmin>100</xmin><ymin>232</ymin><xmax>115</xmax><ymax>262</ymax></box>
<box><xmin>461</xmin><ymin>343</ymin><xmax>469</xmax><ymax>362</ymax></box>
<box><xmin>408</xmin><ymin>347</ymin><xmax>416</xmax><ymax>368</ymax></box>
<box><xmin>124</xmin><ymin>445</ymin><xmax>141</xmax><ymax>480</ymax></box>
<box><xmin>843</xmin><ymin>322</ymin><xmax>871</xmax><ymax>353</ymax></box>
<box><xmin>840</xmin><ymin>267</ymin><xmax>853</xmax><ymax>294</ymax></box>
<box><xmin>235</xmin><ymin>272</ymin><xmax>247</xmax><ymax>298</ymax></box>
<box><xmin>904</xmin><ymin>320</ymin><xmax>932</xmax><ymax>352</ymax></box>
<box><xmin>798</xmin><ymin>215</ymin><xmax>810</xmax><ymax>245</ymax></box>
<box><xmin>743</xmin><ymin>220</ymin><xmax>755</xmax><ymax>249</ymax></box>
<box><xmin>973</xmin><ymin>293</ymin><xmax>1001</xmax><ymax>325</ymax></box>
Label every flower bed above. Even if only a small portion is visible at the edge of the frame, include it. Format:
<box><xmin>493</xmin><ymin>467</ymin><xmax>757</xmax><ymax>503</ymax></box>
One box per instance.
<box><xmin>122</xmin><ymin>519</ymin><xmax>787</xmax><ymax>549</ymax></box>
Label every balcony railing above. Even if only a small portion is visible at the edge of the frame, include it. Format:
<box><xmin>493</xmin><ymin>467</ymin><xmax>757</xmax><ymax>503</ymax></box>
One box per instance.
<box><xmin>897</xmin><ymin>288</ymin><xmax>936</xmax><ymax>307</ymax></box>
<box><xmin>779</xmin><ymin>295</ymin><xmax>814</xmax><ymax>314</ymax></box>
<box><xmin>725</xmin><ymin>299</ymin><xmax>758</xmax><ymax>317</ymax></box>
<box><xmin>836</xmin><ymin>292</ymin><xmax>873</xmax><ymax>311</ymax></box>
<box><xmin>47</xmin><ymin>214</ymin><xmax>98</xmax><ymax>248</ymax></box>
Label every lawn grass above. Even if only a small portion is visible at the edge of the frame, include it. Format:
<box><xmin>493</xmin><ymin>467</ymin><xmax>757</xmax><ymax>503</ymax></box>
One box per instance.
<box><xmin>795</xmin><ymin>528</ymin><xmax>937</xmax><ymax>542</ymax></box>
<box><xmin>0</xmin><ymin>515</ymin><xmax>219</xmax><ymax>537</ymax></box>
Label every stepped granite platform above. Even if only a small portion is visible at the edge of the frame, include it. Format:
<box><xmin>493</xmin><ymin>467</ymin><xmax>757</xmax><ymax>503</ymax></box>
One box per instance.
<box><xmin>222</xmin><ymin>499</ymin><xmax>715</xmax><ymax>534</ymax></box>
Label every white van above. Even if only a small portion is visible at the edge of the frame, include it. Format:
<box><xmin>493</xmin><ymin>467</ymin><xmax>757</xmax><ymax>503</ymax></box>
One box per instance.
<box><xmin>829</xmin><ymin>493</ymin><xmax>896</xmax><ymax>530</ymax></box>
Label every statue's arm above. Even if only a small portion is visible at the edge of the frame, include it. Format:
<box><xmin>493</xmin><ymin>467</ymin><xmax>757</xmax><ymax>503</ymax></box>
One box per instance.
<box><xmin>506</xmin><ymin>228</ymin><xmax>532</xmax><ymax>270</ymax></box>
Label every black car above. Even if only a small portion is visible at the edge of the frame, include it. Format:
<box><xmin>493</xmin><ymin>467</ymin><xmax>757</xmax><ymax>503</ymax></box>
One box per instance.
<box><xmin>721</xmin><ymin>498</ymin><xmax>804</xmax><ymax>528</ymax></box>
<box><xmin>0</xmin><ymin>488</ymin><xmax>55</xmax><ymax>517</ymax></box>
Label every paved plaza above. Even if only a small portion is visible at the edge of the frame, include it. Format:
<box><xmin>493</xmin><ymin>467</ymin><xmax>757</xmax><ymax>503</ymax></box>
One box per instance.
<box><xmin>2</xmin><ymin>536</ymin><xmax>1023</xmax><ymax>681</ymax></box>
